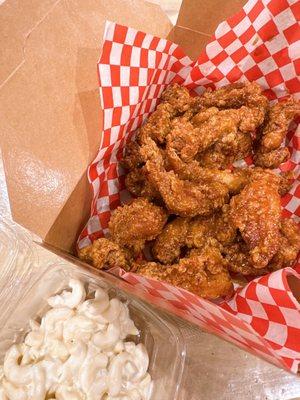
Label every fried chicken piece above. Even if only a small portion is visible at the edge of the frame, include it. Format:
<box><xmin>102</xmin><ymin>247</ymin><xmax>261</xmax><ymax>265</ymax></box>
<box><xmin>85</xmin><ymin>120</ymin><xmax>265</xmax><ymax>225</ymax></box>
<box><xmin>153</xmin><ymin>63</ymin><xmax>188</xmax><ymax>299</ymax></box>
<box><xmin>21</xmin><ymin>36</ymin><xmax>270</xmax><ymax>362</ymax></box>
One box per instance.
<box><xmin>166</xmin><ymin>140</ymin><xmax>249</xmax><ymax>195</ymax></box>
<box><xmin>278</xmin><ymin>171</ymin><xmax>294</xmax><ymax>196</ymax></box>
<box><xmin>109</xmin><ymin>198</ymin><xmax>167</xmax><ymax>253</ymax></box>
<box><xmin>148</xmin><ymin>169</ymin><xmax>229</xmax><ymax>217</ymax></box>
<box><xmin>254</xmin><ymin>98</ymin><xmax>300</xmax><ymax>168</ymax></box>
<box><xmin>268</xmin><ymin>218</ymin><xmax>300</xmax><ymax>271</ymax></box>
<box><xmin>258</xmin><ymin>99</ymin><xmax>300</xmax><ymax>151</ymax></box>
<box><xmin>136</xmin><ymin>84</ymin><xmax>193</xmax><ymax>146</ymax></box>
<box><xmin>223</xmin><ymin>240</ymin><xmax>269</xmax><ymax>276</ymax></box>
<box><xmin>224</xmin><ymin>218</ymin><xmax>300</xmax><ymax>275</ymax></box>
<box><xmin>198</xmin><ymin>82</ymin><xmax>268</xmax><ymax>131</ymax></box>
<box><xmin>186</xmin><ymin>205</ymin><xmax>236</xmax><ymax>248</ymax></box>
<box><xmin>121</xmin><ymin>141</ymin><xmax>144</xmax><ymax>171</ymax></box>
<box><xmin>167</xmin><ymin>105</ymin><xmax>256</xmax><ymax>174</ymax></box>
<box><xmin>229</xmin><ymin>171</ymin><xmax>281</xmax><ymax>269</ymax></box>
<box><xmin>168</xmin><ymin>108</ymin><xmax>240</xmax><ymax>160</ymax></box>
<box><xmin>152</xmin><ymin>218</ymin><xmax>189</xmax><ymax>264</ymax></box>
<box><xmin>125</xmin><ymin>168</ymin><xmax>159</xmax><ymax>199</ymax></box>
<box><xmin>191</xmin><ymin>106</ymin><xmax>219</xmax><ymax>126</ymax></box>
<box><xmin>254</xmin><ymin>147</ymin><xmax>290</xmax><ymax>169</ymax></box>
<box><xmin>198</xmin><ymin>130</ymin><xmax>253</xmax><ymax>169</ymax></box>
<box><xmin>167</xmin><ymin>118</ymin><xmax>200</xmax><ymax>163</ymax></box>
<box><xmin>137</xmin><ymin>102</ymin><xmax>175</xmax><ymax>145</ymax></box>
<box><xmin>161</xmin><ymin>83</ymin><xmax>192</xmax><ymax>113</ymax></box>
<box><xmin>142</xmin><ymin>138</ymin><xmax>229</xmax><ymax>217</ymax></box>
<box><xmin>152</xmin><ymin>205</ymin><xmax>236</xmax><ymax>264</ymax></box>
<box><xmin>78</xmin><ymin>238</ymin><xmax>132</xmax><ymax>271</ymax></box>
<box><xmin>135</xmin><ymin>245</ymin><xmax>233</xmax><ymax>299</ymax></box>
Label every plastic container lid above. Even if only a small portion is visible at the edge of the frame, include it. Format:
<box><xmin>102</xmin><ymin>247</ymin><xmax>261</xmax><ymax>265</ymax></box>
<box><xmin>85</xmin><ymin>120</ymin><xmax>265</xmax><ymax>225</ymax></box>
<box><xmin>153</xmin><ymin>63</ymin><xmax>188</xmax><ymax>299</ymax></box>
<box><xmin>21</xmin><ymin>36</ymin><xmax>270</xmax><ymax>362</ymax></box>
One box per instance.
<box><xmin>0</xmin><ymin>220</ymin><xmax>186</xmax><ymax>399</ymax></box>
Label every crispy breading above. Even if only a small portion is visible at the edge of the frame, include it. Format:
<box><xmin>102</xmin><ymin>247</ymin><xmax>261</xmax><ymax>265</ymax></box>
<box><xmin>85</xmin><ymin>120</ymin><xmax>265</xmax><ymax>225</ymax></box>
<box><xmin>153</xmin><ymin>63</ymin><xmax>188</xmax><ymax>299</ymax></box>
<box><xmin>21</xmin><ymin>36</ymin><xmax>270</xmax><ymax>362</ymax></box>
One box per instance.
<box><xmin>109</xmin><ymin>198</ymin><xmax>168</xmax><ymax>253</ymax></box>
<box><xmin>186</xmin><ymin>205</ymin><xmax>236</xmax><ymax>248</ymax></box>
<box><xmin>254</xmin><ymin>146</ymin><xmax>290</xmax><ymax>169</ymax></box>
<box><xmin>198</xmin><ymin>82</ymin><xmax>268</xmax><ymax>131</ymax></box>
<box><xmin>223</xmin><ymin>240</ymin><xmax>268</xmax><ymax>276</ymax></box>
<box><xmin>165</xmin><ymin>141</ymin><xmax>250</xmax><ymax>195</ymax></box>
<box><xmin>254</xmin><ymin>99</ymin><xmax>300</xmax><ymax>168</ymax></box>
<box><xmin>198</xmin><ymin>130</ymin><xmax>253</xmax><ymax>169</ymax></box>
<box><xmin>152</xmin><ymin>205</ymin><xmax>236</xmax><ymax>264</ymax></box>
<box><xmin>78</xmin><ymin>238</ymin><xmax>132</xmax><ymax>271</ymax></box>
<box><xmin>125</xmin><ymin>168</ymin><xmax>160</xmax><ymax>200</ymax></box>
<box><xmin>83</xmin><ymin>83</ymin><xmax>299</xmax><ymax>299</ymax></box>
<box><xmin>137</xmin><ymin>102</ymin><xmax>175</xmax><ymax>145</ymax></box>
<box><xmin>121</xmin><ymin>141</ymin><xmax>144</xmax><ymax>171</ymax></box>
<box><xmin>278</xmin><ymin>171</ymin><xmax>294</xmax><ymax>196</ymax></box>
<box><xmin>229</xmin><ymin>170</ymin><xmax>281</xmax><ymax>269</ymax></box>
<box><xmin>161</xmin><ymin>83</ymin><xmax>192</xmax><ymax>113</ymax></box>
<box><xmin>152</xmin><ymin>218</ymin><xmax>189</xmax><ymax>264</ymax></box>
<box><xmin>258</xmin><ymin>99</ymin><xmax>300</xmax><ymax>151</ymax></box>
<box><xmin>169</xmin><ymin>108</ymin><xmax>240</xmax><ymax>159</ymax></box>
<box><xmin>268</xmin><ymin>218</ymin><xmax>300</xmax><ymax>271</ymax></box>
<box><xmin>135</xmin><ymin>246</ymin><xmax>233</xmax><ymax>299</ymax></box>
<box><xmin>224</xmin><ymin>218</ymin><xmax>300</xmax><ymax>275</ymax></box>
<box><xmin>142</xmin><ymin>138</ymin><xmax>229</xmax><ymax>217</ymax></box>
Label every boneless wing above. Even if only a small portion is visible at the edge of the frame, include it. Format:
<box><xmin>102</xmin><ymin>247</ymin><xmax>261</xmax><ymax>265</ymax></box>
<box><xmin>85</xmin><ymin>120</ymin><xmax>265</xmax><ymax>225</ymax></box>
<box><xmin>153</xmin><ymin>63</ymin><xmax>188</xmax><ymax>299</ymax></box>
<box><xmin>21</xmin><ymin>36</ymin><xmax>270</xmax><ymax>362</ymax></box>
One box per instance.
<box><xmin>141</xmin><ymin>138</ymin><xmax>229</xmax><ymax>217</ymax></box>
<box><xmin>78</xmin><ymin>238</ymin><xmax>132</xmax><ymax>271</ymax></box>
<box><xmin>268</xmin><ymin>218</ymin><xmax>300</xmax><ymax>271</ymax></box>
<box><xmin>152</xmin><ymin>217</ymin><xmax>189</xmax><ymax>264</ymax></box>
<box><xmin>109</xmin><ymin>198</ymin><xmax>167</xmax><ymax>253</ymax></box>
<box><xmin>198</xmin><ymin>82</ymin><xmax>268</xmax><ymax>131</ymax></box>
<box><xmin>136</xmin><ymin>246</ymin><xmax>233</xmax><ymax>299</ymax></box>
<box><xmin>229</xmin><ymin>171</ymin><xmax>281</xmax><ymax>269</ymax></box>
<box><xmin>254</xmin><ymin>98</ymin><xmax>300</xmax><ymax>168</ymax></box>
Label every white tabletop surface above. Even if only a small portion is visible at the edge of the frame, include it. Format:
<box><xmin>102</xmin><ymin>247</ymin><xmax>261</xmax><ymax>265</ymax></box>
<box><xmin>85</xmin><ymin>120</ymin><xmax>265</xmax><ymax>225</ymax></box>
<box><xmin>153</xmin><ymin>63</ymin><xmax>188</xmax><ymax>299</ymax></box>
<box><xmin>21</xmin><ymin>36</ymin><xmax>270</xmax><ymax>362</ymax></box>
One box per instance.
<box><xmin>1</xmin><ymin>0</ymin><xmax>300</xmax><ymax>398</ymax></box>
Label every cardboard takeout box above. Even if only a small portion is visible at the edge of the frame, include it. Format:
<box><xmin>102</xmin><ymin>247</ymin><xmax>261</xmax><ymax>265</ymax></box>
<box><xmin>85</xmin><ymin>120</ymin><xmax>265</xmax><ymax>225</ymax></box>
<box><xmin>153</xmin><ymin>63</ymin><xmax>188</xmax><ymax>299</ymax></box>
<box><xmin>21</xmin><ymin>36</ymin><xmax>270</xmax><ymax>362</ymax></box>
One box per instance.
<box><xmin>1</xmin><ymin>0</ymin><xmax>300</xmax><ymax>374</ymax></box>
<box><xmin>0</xmin><ymin>0</ymin><xmax>244</xmax><ymax>252</ymax></box>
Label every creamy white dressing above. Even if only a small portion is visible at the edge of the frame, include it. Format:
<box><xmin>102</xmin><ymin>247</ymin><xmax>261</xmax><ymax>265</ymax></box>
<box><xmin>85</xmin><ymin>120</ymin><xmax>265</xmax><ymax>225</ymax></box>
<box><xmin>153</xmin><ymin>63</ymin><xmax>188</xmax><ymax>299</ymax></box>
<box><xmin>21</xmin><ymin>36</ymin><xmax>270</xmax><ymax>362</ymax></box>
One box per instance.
<box><xmin>0</xmin><ymin>280</ymin><xmax>152</xmax><ymax>400</ymax></box>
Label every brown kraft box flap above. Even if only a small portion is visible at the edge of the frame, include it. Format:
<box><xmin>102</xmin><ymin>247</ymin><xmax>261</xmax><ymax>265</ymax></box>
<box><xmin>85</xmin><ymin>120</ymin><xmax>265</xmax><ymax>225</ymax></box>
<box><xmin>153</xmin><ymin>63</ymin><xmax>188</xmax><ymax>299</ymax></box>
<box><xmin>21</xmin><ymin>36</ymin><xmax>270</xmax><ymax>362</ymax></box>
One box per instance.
<box><xmin>173</xmin><ymin>0</ymin><xmax>246</xmax><ymax>59</ymax></box>
<box><xmin>0</xmin><ymin>0</ymin><xmax>172</xmax><ymax>252</ymax></box>
<box><xmin>0</xmin><ymin>0</ymin><xmax>247</xmax><ymax>252</ymax></box>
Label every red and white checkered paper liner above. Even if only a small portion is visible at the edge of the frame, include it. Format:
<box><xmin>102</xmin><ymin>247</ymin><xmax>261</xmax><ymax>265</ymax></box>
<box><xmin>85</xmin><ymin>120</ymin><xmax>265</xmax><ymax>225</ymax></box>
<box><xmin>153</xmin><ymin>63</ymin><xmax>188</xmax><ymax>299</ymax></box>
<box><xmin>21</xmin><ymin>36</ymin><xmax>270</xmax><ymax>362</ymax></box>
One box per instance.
<box><xmin>78</xmin><ymin>0</ymin><xmax>300</xmax><ymax>372</ymax></box>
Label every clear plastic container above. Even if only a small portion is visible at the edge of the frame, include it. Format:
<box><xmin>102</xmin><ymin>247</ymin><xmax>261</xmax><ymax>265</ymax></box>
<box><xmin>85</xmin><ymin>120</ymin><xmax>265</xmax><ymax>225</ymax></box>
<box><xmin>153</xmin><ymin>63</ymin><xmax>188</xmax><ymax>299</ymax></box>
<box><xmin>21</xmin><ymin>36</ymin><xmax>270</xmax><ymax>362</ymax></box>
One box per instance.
<box><xmin>0</xmin><ymin>220</ymin><xmax>186</xmax><ymax>400</ymax></box>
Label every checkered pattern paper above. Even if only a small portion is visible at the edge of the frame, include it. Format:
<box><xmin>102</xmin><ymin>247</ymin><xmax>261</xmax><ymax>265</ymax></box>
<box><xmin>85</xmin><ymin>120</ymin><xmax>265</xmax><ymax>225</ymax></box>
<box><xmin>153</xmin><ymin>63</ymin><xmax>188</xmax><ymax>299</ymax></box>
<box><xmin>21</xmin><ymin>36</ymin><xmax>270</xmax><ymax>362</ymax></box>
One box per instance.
<box><xmin>78</xmin><ymin>0</ymin><xmax>300</xmax><ymax>372</ymax></box>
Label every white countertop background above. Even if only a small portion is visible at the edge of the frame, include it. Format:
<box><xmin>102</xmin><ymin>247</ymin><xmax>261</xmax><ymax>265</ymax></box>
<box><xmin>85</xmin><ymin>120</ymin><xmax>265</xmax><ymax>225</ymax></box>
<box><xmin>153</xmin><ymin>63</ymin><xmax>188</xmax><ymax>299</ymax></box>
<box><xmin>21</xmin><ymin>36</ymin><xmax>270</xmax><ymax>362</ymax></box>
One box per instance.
<box><xmin>1</xmin><ymin>0</ymin><xmax>300</xmax><ymax>398</ymax></box>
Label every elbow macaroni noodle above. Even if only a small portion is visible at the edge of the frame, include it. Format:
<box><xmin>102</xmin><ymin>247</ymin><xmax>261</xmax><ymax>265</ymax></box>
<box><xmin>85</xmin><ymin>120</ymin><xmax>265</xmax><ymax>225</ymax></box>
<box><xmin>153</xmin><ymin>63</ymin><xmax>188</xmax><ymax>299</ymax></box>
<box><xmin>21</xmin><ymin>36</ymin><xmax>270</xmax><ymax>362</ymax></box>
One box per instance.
<box><xmin>0</xmin><ymin>279</ymin><xmax>152</xmax><ymax>400</ymax></box>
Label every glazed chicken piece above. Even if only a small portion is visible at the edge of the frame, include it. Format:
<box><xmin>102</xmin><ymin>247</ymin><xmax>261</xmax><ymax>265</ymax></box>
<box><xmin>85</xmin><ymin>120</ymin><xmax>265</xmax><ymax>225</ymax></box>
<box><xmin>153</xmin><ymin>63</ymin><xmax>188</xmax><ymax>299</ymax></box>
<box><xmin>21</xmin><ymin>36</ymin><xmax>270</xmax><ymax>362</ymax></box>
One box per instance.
<box><xmin>136</xmin><ymin>84</ymin><xmax>192</xmax><ymax>146</ymax></box>
<box><xmin>229</xmin><ymin>170</ymin><xmax>281</xmax><ymax>269</ymax></box>
<box><xmin>135</xmin><ymin>245</ymin><xmax>233</xmax><ymax>299</ymax></box>
<box><xmin>152</xmin><ymin>218</ymin><xmax>189</xmax><ymax>264</ymax></box>
<box><xmin>78</xmin><ymin>238</ymin><xmax>132</xmax><ymax>271</ymax></box>
<box><xmin>109</xmin><ymin>198</ymin><xmax>167</xmax><ymax>253</ymax></box>
<box><xmin>198</xmin><ymin>82</ymin><xmax>268</xmax><ymax>131</ymax></box>
<box><xmin>268</xmin><ymin>218</ymin><xmax>300</xmax><ymax>271</ymax></box>
<box><xmin>147</xmin><ymin>169</ymin><xmax>229</xmax><ymax>218</ymax></box>
<box><xmin>166</xmin><ymin>139</ymin><xmax>250</xmax><ymax>195</ymax></box>
<box><xmin>186</xmin><ymin>205</ymin><xmax>236</xmax><ymax>249</ymax></box>
<box><xmin>254</xmin><ymin>147</ymin><xmax>290</xmax><ymax>169</ymax></box>
<box><xmin>125</xmin><ymin>168</ymin><xmax>160</xmax><ymax>200</ymax></box>
<box><xmin>168</xmin><ymin>105</ymin><xmax>258</xmax><ymax>168</ymax></box>
<box><xmin>198</xmin><ymin>130</ymin><xmax>253</xmax><ymax>169</ymax></box>
<box><xmin>224</xmin><ymin>218</ymin><xmax>300</xmax><ymax>275</ymax></box>
<box><xmin>223</xmin><ymin>240</ymin><xmax>268</xmax><ymax>276</ymax></box>
<box><xmin>168</xmin><ymin>107</ymin><xmax>240</xmax><ymax>161</ymax></box>
<box><xmin>152</xmin><ymin>205</ymin><xmax>236</xmax><ymax>264</ymax></box>
<box><xmin>137</xmin><ymin>102</ymin><xmax>175</xmax><ymax>145</ymax></box>
<box><xmin>121</xmin><ymin>141</ymin><xmax>144</xmax><ymax>171</ymax></box>
<box><xmin>160</xmin><ymin>83</ymin><xmax>192</xmax><ymax>113</ymax></box>
<box><xmin>254</xmin><ymin>99</ymin><xmax>300</xmax><ymax>168</ymax></box>
<box><xmin>142</xmin><ymin>138</ymin><xmax>229</xmax><ymax>217</ymax></box>
<box><xmin>278</xmin><ymin>171</ymin><xmax>294</xmax><ymax>196</ymax></box>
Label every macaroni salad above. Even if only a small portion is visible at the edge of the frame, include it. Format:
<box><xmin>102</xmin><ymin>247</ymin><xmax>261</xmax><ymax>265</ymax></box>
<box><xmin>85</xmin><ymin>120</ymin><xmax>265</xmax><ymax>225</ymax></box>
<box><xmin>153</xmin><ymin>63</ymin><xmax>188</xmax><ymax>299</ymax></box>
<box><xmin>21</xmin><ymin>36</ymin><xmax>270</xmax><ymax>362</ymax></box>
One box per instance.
<box><xmin>0</xmin><ymin>279</ymin><xmax>152</xmax><ymax>399</ymax></box>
